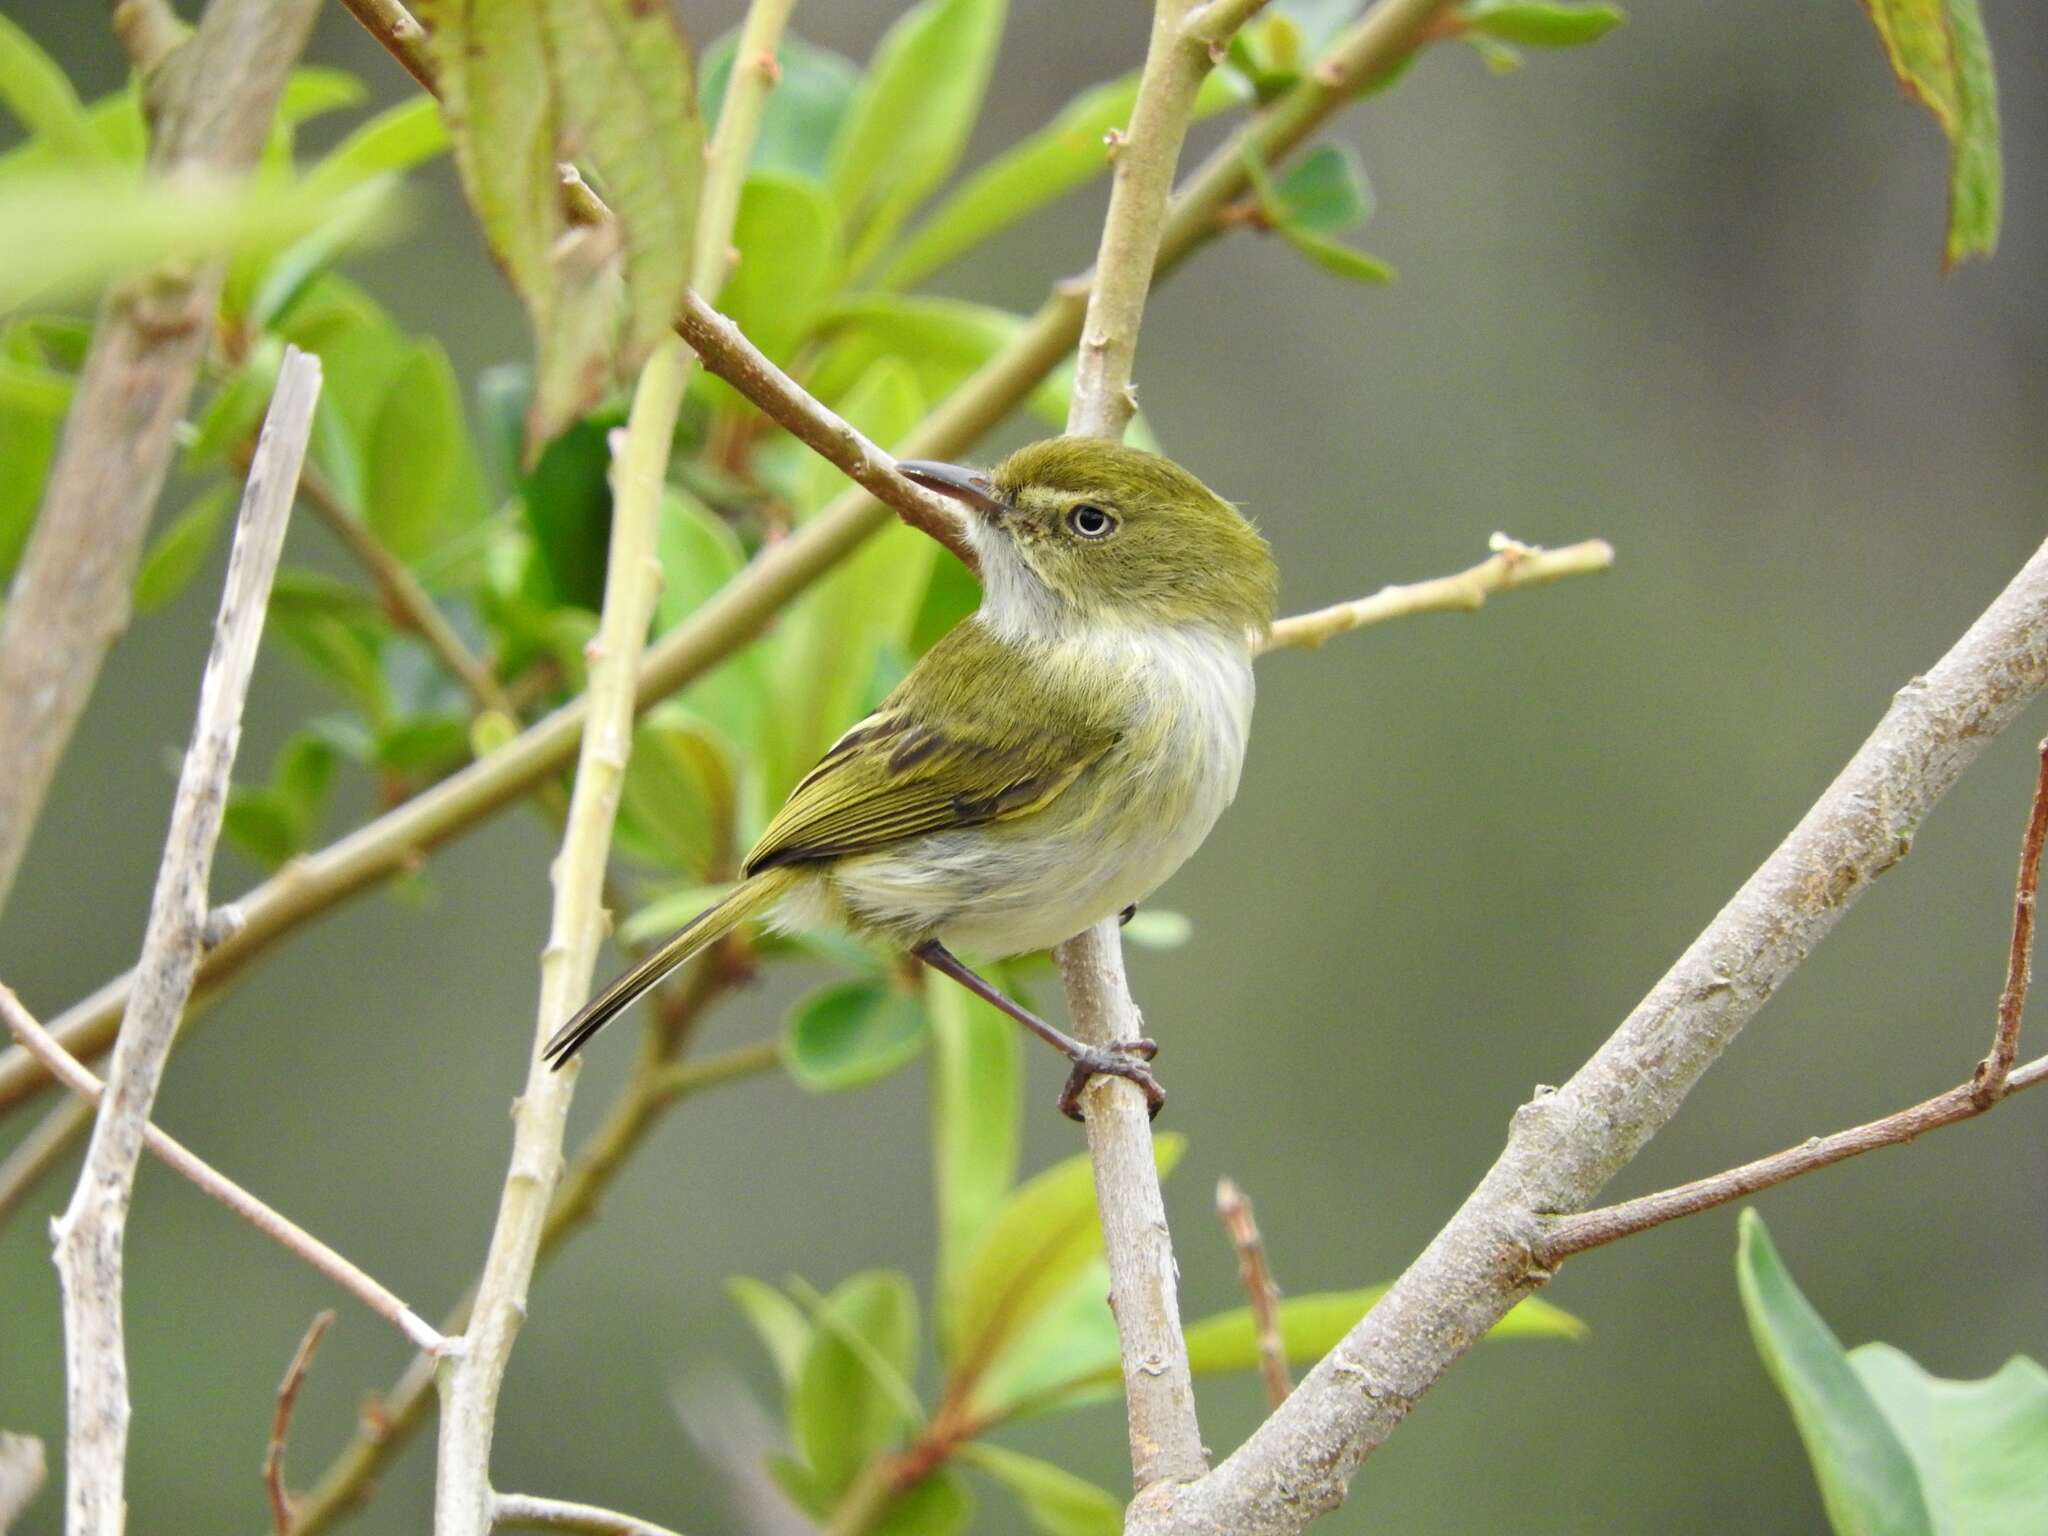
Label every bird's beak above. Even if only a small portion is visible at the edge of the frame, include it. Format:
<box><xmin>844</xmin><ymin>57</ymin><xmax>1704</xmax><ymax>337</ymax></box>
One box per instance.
<box><xmin>896</xmin><ymin>459</ymin><xmax>1006</xmax><ymax>520</ymax></box>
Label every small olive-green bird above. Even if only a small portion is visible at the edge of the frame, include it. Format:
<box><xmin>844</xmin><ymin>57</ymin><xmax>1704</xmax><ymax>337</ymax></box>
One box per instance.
<box><xmin>545</xmin><ymin>438</ymin><xmax>1277</xmax><ymax>1117</ymax></box>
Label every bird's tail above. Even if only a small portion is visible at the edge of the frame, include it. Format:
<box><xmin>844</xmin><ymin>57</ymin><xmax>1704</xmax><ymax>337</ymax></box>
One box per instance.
<box><xmin>542</xmin><ymin>869</ymin><xmax>797</xmax><ymax>1068</ymax></box>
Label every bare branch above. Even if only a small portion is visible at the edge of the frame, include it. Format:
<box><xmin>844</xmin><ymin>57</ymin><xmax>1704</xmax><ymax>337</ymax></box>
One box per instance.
<box><xmin>0</xmin><ymin>1432</ymin><xmax>45</xmax><ymax>1533</ymax></box>
<box><xmin>1217</xmin><ymin>1179</ymin><xmax>1290</xmax><ymax>1409</ymax></box>
<box><xmin>49</xmin><ymin>348</ymin><xmax>314</xmax><ymax>1534</ymax></box>
<box><xmin>0</xmin><ymin>0</ymin><xmax>321</xmax><ymax>920</ymax></box>
<box><xmin>335</xmin><ymin>0</ymin><xmax>436</xmax><ymax>95</ymax></box>
<box><xmin>1260</xmin><ymin>537</ymin><xmax>1615</xmax><ymax>653</ymax></box>
<box><xmin>1131</xmin><ymin>538</ymin><xmax>2048</xmax><ymax>1535</ymax></box>
<box><xmin>494</xmin><ymin>1493</ymin><xmax>689</xmax><ymax>1536</ymax></box>
<box><xmin>1</xmin><ymin>986</ymin><xmax>445</xmax><ymax>1355</ymax></box>
<box><xmin>264</xmin><ymin>1311</ymin><xmax>336</xmax><ymax>1536</ymax></box>
<box><xmin>673</xmin><ymin>294</ymin><xmax>978</xmax><ymax>570</ymax></box>
<box><xmin>1974</xmin><ymin>738</ymin><xmax>2048</xmax><ymax>1101</ymax></box>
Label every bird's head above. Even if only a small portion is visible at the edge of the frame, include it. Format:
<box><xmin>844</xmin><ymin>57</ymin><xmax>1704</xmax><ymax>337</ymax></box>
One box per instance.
<box><xmin>899</xmin><ymin>439</ymin><xmax>1277</xmax><ymax>641</ymax></box>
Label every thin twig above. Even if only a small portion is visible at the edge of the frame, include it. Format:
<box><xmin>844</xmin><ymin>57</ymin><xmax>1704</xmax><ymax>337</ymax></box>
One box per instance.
<box><xmin>1131</xmin><ymin>537</ymin><xmax>2048</xmax><ymax>1536</ymax></box>
<box><xmin>0</xmin><ymin>0</ymin><xmax>322</xmax><ymax>921</ymax></box>
<box><xmin>493</xmin><ymin>1492</ymin><xmax>688</xmax><ymax>1536</ymax></box>
<box><xmin>1261</xmin><ymin>536</ymin><xmax>1616</xmax><ymax>653</ymax></box>
<box><xmin>50</xmin><ymin>348</ymin><xmax>315</xmax><ymax>1536</ymax></box>
<box><xmin>673</xmin><ymin>294</ymin><xmax>977</xmax><ymax>570</ymax></box>
<box><xmin>336</xmin><ymin>0</ymin><xmax>436</xmax><ymax>94</ymax></box>
<box><xmin>295</xmin><ymin>465</ymin><xmax>512</xmax><ymax>715</ymax></box>
<box><xmin>264</xmin><ymin>1311</ymin><xmax>336</xmax><ymax>1535</ymax></box>
<box><xmin>1974</xmin><ymin>738</ymin><xmax>2048</xmax><ymax>1101</ymax></box>
<box><xmin>0</xmin><ymin>986</ymin><xmax>446</xmax><ymax>1355</ymax></box>
<box><xmin>0</xmin><ymin>0</ymin><xmax>1461</xmax><ymax>1117</ymax></box>
<box><xmin>1216</xmin><ymin>1179</ymin><xmax>1290</xmax><ymax>1409</ymax></box>
<box><xmin>0</xmin><ymin>1432</ymin><xmax>45</xmax><ymax>1533</ymax></box>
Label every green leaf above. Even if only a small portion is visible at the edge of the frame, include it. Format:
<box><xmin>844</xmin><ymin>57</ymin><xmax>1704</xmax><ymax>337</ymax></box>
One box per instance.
<box><xmin>421</xmin><ymin>0</ymin><xmax>701</xmax><ymax>446</ymax></box>
<box><xmin>1849</xmin><ymin>1346</ymin><xmax>2048</xmax><ymax>1535</ymax></box>
<box><xmin>785</xmin><ymin>979</ymin><xmax>929</xmax><ymax>1093</ymax></box>
<box><xmin>1737</xmin><ymin>1210</ymin><xmax>1934</xmax><ymax>1536</ymax></box>
<box><xmin>619</xmin><ymin>882</ymin><xmax>733</xmax><ymax>947</ymax></box>
<box><xmin>1281</xmin><ymin>225</ymin><xmax>1396</xmax><ymax>284</ymax></box>
<box><xmin>944</xmin><ymin>1136</ymin><xmax>1185</xmax><ymax>1381</ymax></box>
<box><xmin>968</xmin><ymin>1259</ymin><xmax>1122</xmax><ymax>1418</ymax></box>
<box><xmin>276</xmin><ymin>69</ymin><xmax>367</xmax><ymax>128</ymax></box>
<box><xmin>909</xmin><ymin>553</ymin><xmax>982</xmax><ymax>656</ymax></box>
<box><xmin>615</xmin><ymin>703</ymin><xmax>738</xmax><ymax>873</ymax></box>
<box><xmin>1462</xmin><ymin>1</ymin><xmax>1627</xmax><ymax>47</ymax></box>
<box><xmin>726</xmin><ymin>1275</ymin><xmax>812</xmax><ymax>1390</ymax></box>
<box><xmin>877</xmin><ymin>66</ymin><xmax>1246</xmax><ymax>290</ymax></box>
<box><xmin>873</xmin><ymin>1468</ymin><xmax>973</xmax><ymax>1536</ymax></box>
<box><xmin>0</xmin><ymin>345</ymin><xmax>71</xmax><ymax>585</ymax></box>
<box><xmin>811</xmin><ymin>295</ymin><xmax>1070</xmax><ymax>424</ymax></box>
<box><xmin>699</xmin><ymin>30</ymin><xmax>859</xmax><ymax>183</ymax></box>
<box><xmin>365</xmin><ymin>338</ymin><xmax>482</xmax><ymax>561</ymax></box>
<box><xmin>269</xmin><ymin>579</ymin><xmax>391</xmax><ymax>723</ymax></box>
<box><xmin>373</xmin><ymin>713</ymin><xmax>470</xmax><ymax>776</ymax></box>
<box><xmin>713</xmin><ymin>171</ymin><xmax>842</xmax><ymax>368</ymax></box>
<box><xmin>963</xmin><ymin>1444</ymin><xmax>1122</xmax><ymax>1536</ymax></box>
<box><xmin>1122</xmin><ymin>909</ymin><xmax>1191</xmax><ymax>949</ymax></box>
<box><xmin>1185</xmin><ymin>1286</ymin><xmax>1584</xmax><ymax>1376</ymax></box>
<box><xmin>134</xmin><ymin>486</ymin><xmax>234</xmax><ymax>616</ymax></box>
<box><xmin>185</xmin><ymin>338</ymin><xmax>284</xmax><ymax>469</ymax></box>
<box><xmin>927</xmin><ymin>972</ymin><xmax>1021</xmax><ymax>1313</ymax></box>
<box><xmin>829</xmin><ymin>0</ymin><xmax>1007</xmax><ymax>277</ymax></box>
<box><xmin>223</xmin><ymin>791</ymin><xmax>301</xmax><ymax>869</ymax></box>
<box><xmin>518</xmin><ymin>411</ymin><xmax>617</xmax><ymax>611</ymax></box>
<box><xmin>1274</xmin><ymin>144</ymin><xmax>1371</xmax><ymax>233</ymax></box>
<box><xmin>791</xmin><ymin>1270</ymin><xmax>920</xmax><ymax>1499</ymax></box>
<box><xmin>305</xmin><ymin>97</ymin><xmax>450</xmax><ymax>200</ymax></box>
<box><xmin>1855</xmin><ymin>0</ymin><xmax>2000</xmax><ymax>267</ymax></box>
<box><xmin>0</xmin><ymin>14</ymin><xmax>104</xmax><ymax>164</ymax></box>
<box><xmin>225</xmin><ymin>731</ymin><xmax>339</xmax><ymax>867</ymax></box>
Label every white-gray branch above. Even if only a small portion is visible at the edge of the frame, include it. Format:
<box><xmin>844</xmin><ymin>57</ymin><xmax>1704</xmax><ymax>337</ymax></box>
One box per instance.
<box><xmin>1129</xmin><ymin>540</ymin><xmax>2048</xmax><ymax>1534</ymax></box>
<box><xmin>49</xmin><ymin>348</ymin><xmax>317</xmax><ymax>1536</ymax></box>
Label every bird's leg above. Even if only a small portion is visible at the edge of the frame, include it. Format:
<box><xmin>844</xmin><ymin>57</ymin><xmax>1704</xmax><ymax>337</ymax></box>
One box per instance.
<box><xmin>910</xmin><ymin>939</ymin><xmax>1164</xmax><ymax>1121</ymax></box>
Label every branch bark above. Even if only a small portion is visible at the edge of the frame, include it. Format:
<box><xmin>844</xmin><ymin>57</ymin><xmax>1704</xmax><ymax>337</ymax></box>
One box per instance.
<box><xmin>0</xmin><ymin>0</ymin><xmax>1459</xmax><ymax>1119</ymax></box>
<box><xmin>493</xmin><ymin>1493</ymin><xmax>688</xmax><ymax>1536</ymax></box>
<box><xmin>49</xmin><ymin>348</ymin><xmax>316</xmax><ymax>1536</ymax></box>
<box><xmin>1129</xmin><ymin>539</ymin><xmax>2048</xmax><ymax>1534</ymax></box>
<box><xmin>264</xmin><ymin>1311</ymin><xmax>336</xmax><ymax>1536</ymax></box>
<box><xmin>1216</xmin><ymin>1179</ymin><xmax>1290</xmax><ymax>1409</ymax></box>
<box><xmin>0</xmin><ymin>0</ymin><xmax>321</xmax><ymax>919</ymax></box>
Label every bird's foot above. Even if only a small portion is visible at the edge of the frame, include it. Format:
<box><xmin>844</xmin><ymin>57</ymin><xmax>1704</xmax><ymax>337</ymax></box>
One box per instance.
<box><xmin>1057</xmin><ymin>1038</ymin><xmax>1164</xmax><ymax>1122</ymax></box>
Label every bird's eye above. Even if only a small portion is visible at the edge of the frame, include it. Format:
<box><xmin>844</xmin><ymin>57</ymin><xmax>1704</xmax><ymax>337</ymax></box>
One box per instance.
<box><xmin>1066</xmin><ymin>503</ymin><xmax>1117</xmax><ymax>540</ymax></box>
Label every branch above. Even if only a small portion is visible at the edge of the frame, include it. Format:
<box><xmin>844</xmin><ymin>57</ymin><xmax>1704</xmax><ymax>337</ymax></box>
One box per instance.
<box><xmin>494</xmin><ymin>1493</ymin><xmax>688</xmax><ymax>1536</ymax></box>
<box><xmin>2</xmin><ymin>988</ymin><xmax>446</xmax><ymax>1356</ymax></box>
<box><xmin>673</xmin><ymin>294</ymin><xmax>977</xmax><ymax>570</ymax></box>
<box><xmin>1539</xmin><ymin>739</ymin><xmax>2048</xmax><ymax>1260</ymax></box>
<box><xmin>336</xmin><ymin>0</ymin><xmax>436</xmax><ymax>95</ymax></box>
<box><xmin>1056</xmin><ymin>0</ymin><xmax>1259</xmax><ymax>1493</ymax></box>
<box><xmin>433</xmin><ymin>359</ymin><xmax>675</xmax><ymax>1536</ymax></box>
<box><xmin>1130</xmin><ymin>537</ymin><xmax>2048</xmax><ymax>1535</ymax></box>
<box><xmin>295</xmin><ymin>465</ymin><xmax>512</xmax><ymax>715</ymax></box>
<box><xmin>0</xmin><ymin>0</ymin><xmax>321</xmax><ymax>921</ymax></box>
<box><xmin>1260</xmin><ymin>536</ymin><xmax>1615</xmax><ymax>653</ymax></box>
<box><xmin>691</xmin><ymin>0</ymin><xmax>799</xmax><ymax>297</ymax></box>
<box><xmin>1216</xmin><ymin>1180</ymin><xmax>1290</xmax><ymax>1409</ymax></box>
<box><xmin>0</xmin><ymin>1432</ymin><xmax>45</xmax><ymax>1532</ymax></box>
<box><xmin>0</xmin><ymin>0</ymin><xmax>1457</xmax><ymax>1119</ymax></box>
<box><xmin>48</xmin><ymin>347</ymin><xmax>314</xmax><ymax>1535</ymax></box>
<box><xmin>265</xmin><ymin>1311</ymin><xmax>336</xmax><ymax>1536</ymax></box>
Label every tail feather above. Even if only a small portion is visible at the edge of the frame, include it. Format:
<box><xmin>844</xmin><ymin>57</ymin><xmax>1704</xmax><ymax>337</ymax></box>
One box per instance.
<box><xmin>543</xmin><ymin>871</ymin><xmax>794</xmax><ymax>1068</ymax></box>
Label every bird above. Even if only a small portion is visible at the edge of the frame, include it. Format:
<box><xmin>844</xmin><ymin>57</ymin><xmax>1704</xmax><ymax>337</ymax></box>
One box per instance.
<box><xmin>544</xmin><ymin>437</ymin><xmax>1278</xmax><ymax>1118</ymax></box>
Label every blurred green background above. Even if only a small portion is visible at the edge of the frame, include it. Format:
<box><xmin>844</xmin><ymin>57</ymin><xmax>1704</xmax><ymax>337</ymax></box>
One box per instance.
<box><xmin>3</xmin><ymin>2</ymin><xmax>2046</xmax><ymax>1533</ymax></box>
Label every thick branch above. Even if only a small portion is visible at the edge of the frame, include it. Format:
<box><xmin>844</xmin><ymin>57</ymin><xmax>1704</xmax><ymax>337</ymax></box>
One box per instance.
<box><xmin>1</xmin><ymin>985</ymin><xmax>443</xmax><ymax>1354</ymax></box>
<box><xmin>0</xmin><ymin>0</ymin><xmax>1455</xmax><ymax>1117</ymax></box>
<box><xmin>1260</xmin><ymin>536</ymin><xmax>1614</xmax><ymax>653</ymax></box>
<box><xmin>1132</xmin><ymin>538</ymin><xmax>2048</xmax><ymax>1535</ymax></box>
<box><xmin>50</xmin><ymin>348</ymin><xmax>314</xmax><ymax>1536</ymax></box>
<box><xmin>0</xmin><ymin>0</ymin><xmax>321</xmax><ymax>920</ymax></box>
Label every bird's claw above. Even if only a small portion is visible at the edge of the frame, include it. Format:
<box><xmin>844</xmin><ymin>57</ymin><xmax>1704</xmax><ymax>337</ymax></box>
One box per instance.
<box><xmin>1058</xmin><ymin>1039</ymin><xmax>1165</xmax><ymax>1121</ymax></box>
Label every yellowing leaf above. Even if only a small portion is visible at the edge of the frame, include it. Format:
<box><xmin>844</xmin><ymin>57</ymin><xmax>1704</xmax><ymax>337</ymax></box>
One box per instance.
<box><xmin>1857</xmin><ymin>0</ymin><xmax>2001</xmax><ymax>267</ymax></box>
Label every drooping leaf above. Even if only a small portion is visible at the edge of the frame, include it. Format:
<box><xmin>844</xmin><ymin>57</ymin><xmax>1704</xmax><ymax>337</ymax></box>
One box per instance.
<box><xmin>420</xmin><ymin>0</ymin><xmax>701</xmax><ymax>447</ymax></box>
<box><xmin>877</xmin><ymin>66</ymin><xmax>1246</xmax><ymax>290</ymax></box>
<box><xmin>785</xmin><ymin>978</ymin><xmax>929</xmax><ymax>1093</ymax></box>
<box><xmin>0</xmin><ymin>14</ymin><xmax>104</xmax><ymax>164</ymax></box>
<box><xmin>134</xmin><ymin>486</ymin><xmax>235</xmax><ymax>616</ymax></box>
<box><xmin>829</xmin><ymin>0</ymin><xmax>1007</xmax><ymax>277</ymax></box>
<box><xmin>928</xmin><ymin>972</ymin><xmax>1021</xmax><ymax>1309</ymax></box>
<box><xmin>1462</xmin><ymin>1</ymin><xmax>1627</xmax><ymax>47</ymax></box>
<box><xmin>1854</xmin><ymin>0</ymin><xmax>2000</xmax><ymax>267</ymax></box>
<box><xmin>944</xmin><ymin>1136</ymin><xmax>1185</xmax><ymax>1382</ymax></box>
<box><xmin>790</xmin><ymin>1270</ymin><xmax>921</xmax><ymax>1499</ymax></box>
<box><xmin>727</xmin><ymin>1274</ymin><xmax>812</xmax><ymax>1390</ymax></box>
<box><xmin>1737</xmin><ymin>1210</ymin><xmax>1934</xmax><ymax>1536</ymax></box>
<box><xmin>963</xmin><ymin>1444</ymin><xmax>1122</xmax><ymax>1536</ymax></box>
<box><xmin>1281</xmin><ymin>225</ymin><xmax>1396</xmax><ymax>283</ymax></box>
